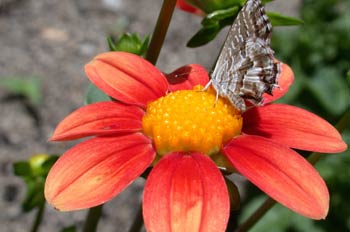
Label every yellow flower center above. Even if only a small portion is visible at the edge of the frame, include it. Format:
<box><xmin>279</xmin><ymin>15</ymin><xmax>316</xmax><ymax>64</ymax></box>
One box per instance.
<box><xmin>142</xmin><ymin>86</ymin><xmax>243</xmax><ymax>156</ymax></box>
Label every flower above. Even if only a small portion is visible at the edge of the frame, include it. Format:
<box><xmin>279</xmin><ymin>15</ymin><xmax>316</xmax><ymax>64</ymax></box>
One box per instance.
<box><xmin>45</xmin><ymin>52</ymin><xmax>347</xmax><ymax>231</ymax></box>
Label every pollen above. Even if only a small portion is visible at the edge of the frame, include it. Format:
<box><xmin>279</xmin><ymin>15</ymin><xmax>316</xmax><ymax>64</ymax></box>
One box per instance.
<box><xmin>142</xmin><ymin>86</ymin><xmax>243</xmax><ymax>156</ymax></box>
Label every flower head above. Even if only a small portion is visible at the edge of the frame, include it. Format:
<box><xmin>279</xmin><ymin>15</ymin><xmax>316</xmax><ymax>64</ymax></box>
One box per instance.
<box><xmin>45</xmin><ymin>52</ymin><xmax>347</xmax><ymax>231</ymax></box>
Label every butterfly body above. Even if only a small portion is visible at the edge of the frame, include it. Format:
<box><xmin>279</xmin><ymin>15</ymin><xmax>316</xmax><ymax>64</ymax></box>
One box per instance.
<box><xmin>210</xmin><ymin>0</ymin><xmax>280</xmax><ymax>112</ymax></box>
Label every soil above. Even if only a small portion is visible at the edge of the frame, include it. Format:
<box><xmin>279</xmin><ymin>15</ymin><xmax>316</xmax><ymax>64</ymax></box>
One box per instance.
<box><xmin>0</xmin><ymin>0</ymin><xmax>299</xmax><ymax>231</ymax></box>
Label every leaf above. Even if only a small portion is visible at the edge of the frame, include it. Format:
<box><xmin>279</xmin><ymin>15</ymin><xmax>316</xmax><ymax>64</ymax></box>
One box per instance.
<box><xmin>187</xmin><ymin>7</ymin><xmax>303</xmax><ymax>47</ymax></box>
<box><xmin>267</xmin><ymin>12</ymin><xmax>304</xmax><ymax>26</ymax></box>
<box><xmin>13</xmin><ymin>161</ymin><xmax>32</xmax><ymax>176</ymax></box>
<box><xmin>60</xmin><ymin>226</ymin><xmax>77</xmax><ymax>232</ymax></box>
<box><xmin>307</xmin><ymin>67</ymin><xmax>349</xmax><ymax>115</ymax></box>
<box><xmin>106</xmin><ymin>33</ymin><xmax>149</xmax><ymax>56</ymax></box>
<box><xmin>22</xmin><ymin>179</ymin><xmax>45</xmax><ymax>212</ymax></box>
<box><xmin>187</xmin><ymin>24</ymin><xmax>221</xmax><ymax>47</ymax></box>
<box><xmin>140</xmin><ymin>35</ymin><xmax>150</xmax><ymax>57</ymax></box>
<box><xmin>84</xmin><ymin>83</ymin><xmax>110</xmax><ymax>105</ymax></box>
<box><xmin>201</xmin><ymin>6</ymin><xmax>239</xmax><ymax>27</ymax></box>
<box><xmin>187</xmin><ymin>6</ymin><xmax>240</xmax><ymax>47</ymax></box>
<box><xmin>0</xmin><ymin>77</ymin><xmax>42</xmax><ymax>105</ymax></box>
<box><xmin>13</xmin><ymin>154</ymin><xmax>59</xmax><ymax>212</ymax></box>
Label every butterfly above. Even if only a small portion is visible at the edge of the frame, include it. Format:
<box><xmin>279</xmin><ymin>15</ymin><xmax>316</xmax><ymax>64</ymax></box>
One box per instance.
<box><xmin>209</xmin><ymin>0</ymin><xmax>280</xmax><ymax>112</ymax></box>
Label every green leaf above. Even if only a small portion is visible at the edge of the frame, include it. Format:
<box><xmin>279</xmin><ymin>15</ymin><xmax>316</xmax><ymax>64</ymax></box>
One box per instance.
<box><xmin>262</xmin><ymin>0</ymin><xmax>274</xmax><ymax>3</ymax></box>
<box><xmin>202</xmin><ymin>6</ymin><xmax>239</xmax><ymax>27</ymax></box>
<box><xmin>307</xmin><ymin>67</ymin><xmax>349</xmax><ymax>115</ymax></box>
<box><xmin>187</xmin><ymin>24</ymin><xmax>221</xmax><ymax>47</ymax></box>
<box><xmin>188</xmin><ymin>6</ymin><xmax>240</xmax><ymax>47</ymax></box>
<box><xmin>84</xmin><ymin>83</ymin><xmax>110</xmax><ymax>105</ymax></box>
<box><xmin>107</xmin><ymin>33</ymin><xmax>149</xmax><ymax>56</ymax></box>
<box><xmin>0</xmin><ymin>77</ymin><xmax>42</xmax><ymax>105</ymax></box>
<box><xmin>60</xmin><ymin>226</ymin><xmax>77</xmax><ymax>232</ymax></box>
<box><xmin>187</xmin><ymin>6</ymin><xmax>303</xmax><ymax>47</ymax></box>
<box><xmin>13</xmin><ymin>161</ymin><xmax>32</xmax><ymax>176</ymax></box>
<box><xmin>107</xmin><ymin>36</ymin><xmax>118</xmax><ymax>51</ymax></box>
<box><xmin>140</xmin><ymin>35</ymin><xmax>150</xmax><ymax>56</ymax></box>
<box><xmin>22</xmin><ymin>179</ymin><xmax>45</xmax><ymax>212</ymax></box>
<box><xmin>13</xmin><ymin>154</ymin><xmax>59</xmax><ymax>212</ymax></box>
<box><xmin>267</xmin><ymin>12</ymin><xmax>304</xmax><ymax>26</ymax></box>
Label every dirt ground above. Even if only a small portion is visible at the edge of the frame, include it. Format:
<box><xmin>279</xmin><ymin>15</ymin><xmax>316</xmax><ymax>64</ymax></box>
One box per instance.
<box><xmin>0</xmin><ymin>0</ymin><xmax>299</xmax><ymax>231</ymax></box>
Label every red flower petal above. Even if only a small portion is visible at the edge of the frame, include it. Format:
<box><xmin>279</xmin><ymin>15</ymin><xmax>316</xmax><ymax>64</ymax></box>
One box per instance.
<box><xmin>176</xmin><ymin>0</ymin><xmax>204</xmax><ymax>16</ymax></box>
<box><xmin>243</xmin><ymin>104</ymin><xmax>347</xmax><ymax>153</ymax></box>
<box><xmin>85</xmin><ymin>52</ymin><xmax>168</xmax><ymax>108</ymax></box>
<box><xmin>45</xmin><ymin>133</ymin><xmax>155</xmax><ymax>211</ymax></box>
<box><xmin>166</xmin><ymin>64</ymin><xmax>209</xmax><ymax>92</ymax></box>
<box><xmin>224</xmin><ymin>135</ymin><xmax>329</xmax><ymax>219</ymax></box>
<box><xmin>143</xmin><ymin>152</ymin><xmax>229</xmax><ymax>232</ymax></box>
<box><xmin>50</xmin><ymin>101</ymin><xmax>144</xmax><ymax>141</ymax></box>
<box><xmin>263</xmin><ymin>62</ymin><xmax>294</xmax><ymax>104</ymax></box>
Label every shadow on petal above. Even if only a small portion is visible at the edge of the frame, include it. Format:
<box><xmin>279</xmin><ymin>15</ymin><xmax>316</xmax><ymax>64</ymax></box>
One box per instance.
<box><xmin>166</xmin><ymin>64</ymin><xmax>209</xmax><ymax>92</ymax></box>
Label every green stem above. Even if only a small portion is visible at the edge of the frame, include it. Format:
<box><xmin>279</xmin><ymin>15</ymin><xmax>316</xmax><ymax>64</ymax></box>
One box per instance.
<box><xmin>145</xmin><ymin>0</ymin><xmax>177</xmax><ymax>65</ymax></box>
<box><xmin>30</xmin><ymin>202</ymin><xmax>45</xmax><ymax>232</ymax></box>
<box><xmin>235</xmin><ymin>198</ymin><xmax>276</xmax><ymax>232</ymax></box>
<box><xmin>128</xmin><ymin>203</ymin><xmax>144</xmax><ymax>232</ymax></box>
<box><xmin>235</xmin><ymin>112</ymin><xmax>349</xmax><ymax>232</ymax></box>
<box><xmin>82</xmin><ymin>205</ymin><xmax>103</xmax><ymax>232</ymax></box>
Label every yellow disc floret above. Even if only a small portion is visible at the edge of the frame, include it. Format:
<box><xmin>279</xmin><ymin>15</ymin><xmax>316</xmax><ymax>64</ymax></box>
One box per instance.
<box><xmin>142</xmin><ymin>85</ymin><xmax>243</xmax><ymax>156</ymax></box>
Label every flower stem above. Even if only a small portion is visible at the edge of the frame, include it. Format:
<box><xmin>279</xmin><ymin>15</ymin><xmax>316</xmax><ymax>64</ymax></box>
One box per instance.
<box><xmin>235</xmin><ymin>198</ymin><xmax>276</xmax><ymax>232</ymax></box>
<box><xmin>82</xmin><ymin>205</ymin><xmax>103</xmax><ymax>232</ymax></box>
<box><xmin>128</xmin><ymin>203</ymin><xmax>144</xmax><ymax>232</ymax></box>
<box><xmin>235</xmin><ymin>112</ymin><xmax>349</xmax><ymax>232</ymax></box>
<box><xmin>30</xmin><ymin>202</ymin><xmax>45</xmax><ymax>232</ymax></box>
<box><xmin>145</xmin><ymin>0</ymin><xmax>177</xmax><ymax>65</ymax></box>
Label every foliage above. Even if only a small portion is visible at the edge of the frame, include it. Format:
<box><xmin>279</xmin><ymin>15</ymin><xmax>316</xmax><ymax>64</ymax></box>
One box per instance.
<box><xmin>187</xmin><ymin>1</ymin><xmax>303</xmax><ymax>47</ymax></box>
<box><xmin>272</xmin><ymin>0</ymin><xmax>350</xmax><ymax>121</ymax></box>
<box><xmin>13</xmin><ymin>154</ymin><xmax>58</xmax><ymax>211</ymax></box>
<box><xmin>238</xmin><ymin>0</ymin><xmax>350</xmax><ymax>230</ymax></box>
<box><xmin>0</xmin><ymin>77</ymin><xmax>42</xmax><ymax>106</ymax></box>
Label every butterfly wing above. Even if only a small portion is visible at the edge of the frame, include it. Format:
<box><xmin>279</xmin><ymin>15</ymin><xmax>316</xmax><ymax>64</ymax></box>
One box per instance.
<box><xmin>211</xmin><ymin>0</ymin><xmax>280</xmax><ymax>112</ymax></box>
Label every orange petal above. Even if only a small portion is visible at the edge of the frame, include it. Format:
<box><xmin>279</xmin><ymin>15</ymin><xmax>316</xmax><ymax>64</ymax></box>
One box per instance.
<box><xmin>243</xmin><ymin>104</ymin><xmax>347</xmax><ymax>153</ymax></box>
<box><xmin>263</xmin><ymin>62</ymin><xmax>294</xmax><ymax>104</ymax></box>
<box><xmin>45</xmin><ymin>133</ymin><xmax>155</xmax><ymax>211</ymax></box>
<box><xmin>85</xmin><ymin>52</ymin><xmax>168</xmax><ymax>108</ymax></box>
<box><xmin>143</xmin><ymin>152</ymin><xmax>229</xmax><ymax>232</ymax></box>
<box><xmin>224</xmin><ymin>135</ymin><xmax>329</xmax><ymax>219</ymax></box>
<box><xmin>166</xmin><ymin>64</ymin><xmax>209</xmax><ymax>92</ymax></box>
<box><xmin>50</xmin><ymin>101</ymin><xmax>144</xmax><ymax>141</ymax></box>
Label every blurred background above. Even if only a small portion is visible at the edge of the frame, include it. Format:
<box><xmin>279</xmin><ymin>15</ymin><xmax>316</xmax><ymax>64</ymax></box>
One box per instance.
<box><xmin>0</xmin><ymin>0</ymin><xmax>348</xmax><ymax>231</ymax></box>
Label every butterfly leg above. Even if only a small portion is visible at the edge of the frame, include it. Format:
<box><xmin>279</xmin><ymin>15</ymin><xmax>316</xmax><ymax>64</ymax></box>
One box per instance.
<box><xmin>202</xmin><ymin>79</ymin><xmax>212</xmax><ymax>91</ymax></box>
